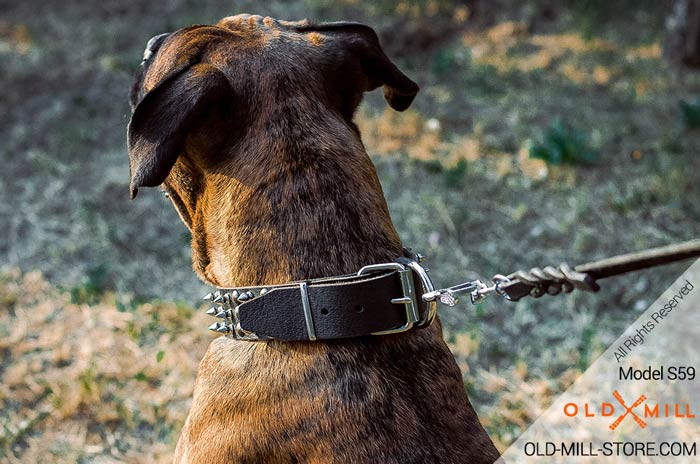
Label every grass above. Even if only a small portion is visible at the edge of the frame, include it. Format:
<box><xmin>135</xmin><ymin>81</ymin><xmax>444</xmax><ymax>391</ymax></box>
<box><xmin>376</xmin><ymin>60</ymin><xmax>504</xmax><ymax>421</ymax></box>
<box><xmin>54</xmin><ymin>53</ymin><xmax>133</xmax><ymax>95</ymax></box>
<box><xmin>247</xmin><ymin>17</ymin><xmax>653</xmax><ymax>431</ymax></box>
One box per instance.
<box><xmin>680</xmin><ymin>98</ymin><xmax>700</xmax><ymax>129</ymax></box>
<box><xmin>529</xmin><ymin>118</ymin><xmax>600</xmax><ymax>165</ymax></box>
<box><xmin>2</xmin><ymin>0</ymin><xmax>700</xmax><ymax>460</ymax></box>
<box><xmin>0</xmin><ymin>269</ymin><xmax>211</xmax><ymax>463</ymax></box>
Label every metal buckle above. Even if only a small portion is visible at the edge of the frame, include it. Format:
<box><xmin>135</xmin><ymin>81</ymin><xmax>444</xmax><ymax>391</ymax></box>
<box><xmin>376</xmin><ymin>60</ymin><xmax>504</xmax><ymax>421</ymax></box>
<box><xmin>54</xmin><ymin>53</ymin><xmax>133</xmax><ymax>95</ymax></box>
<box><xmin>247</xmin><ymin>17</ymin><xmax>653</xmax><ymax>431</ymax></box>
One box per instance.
<box><xmin>406</xmin><ymin>260</ymin><xmax>438</xmax><ymax>328</ymax></box>
<box><xmin>357</xmin><ymin>262</ymin><xmax>423</xmax><ymax>335</ymax></box>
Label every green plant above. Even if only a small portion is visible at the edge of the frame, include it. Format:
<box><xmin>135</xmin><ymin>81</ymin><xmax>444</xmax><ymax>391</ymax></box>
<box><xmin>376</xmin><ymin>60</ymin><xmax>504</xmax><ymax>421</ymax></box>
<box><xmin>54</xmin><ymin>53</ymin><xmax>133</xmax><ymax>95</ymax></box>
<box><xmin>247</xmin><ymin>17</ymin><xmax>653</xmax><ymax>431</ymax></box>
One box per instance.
<box><xmin>432</xmin><ymin>47</ymin><xmax>457</xmax><ymax>75</ymax></box>
<box><xmin>680</xmin><ymin>99</ymin><xmax>700</xmax><ymax>129</ymax></box>
<box><xmin>570</xmin><ymin>0</ymin><xmax>603</xmax><ymax>39</ymax></box>
<box><xmin>67</xmin><ymin>264</ymin><xmax>109</xmax><ymax>305</ymax></box>
<box><xmin>529</xmin><ymin>118</ymin><xmax>600</xmax><ymax>165</ymax></box>
<box><xmin>443</xmin><ymin>159</ymin><xmax>468</xmax><ymax>187</ymax></box>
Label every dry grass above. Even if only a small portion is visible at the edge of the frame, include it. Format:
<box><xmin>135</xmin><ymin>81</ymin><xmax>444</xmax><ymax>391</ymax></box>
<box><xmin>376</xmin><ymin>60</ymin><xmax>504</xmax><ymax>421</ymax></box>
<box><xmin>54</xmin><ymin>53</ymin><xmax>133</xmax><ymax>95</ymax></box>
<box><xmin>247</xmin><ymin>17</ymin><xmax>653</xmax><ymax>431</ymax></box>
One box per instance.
<box><xmin>0</xmin><ymin>268</ymin><xmax>214</xmax><ymax>463</ymax></box>
<box><xmin>462</xmin><ymin>20</ymin><xmax>659</xmax><ymax>87</ymax></box>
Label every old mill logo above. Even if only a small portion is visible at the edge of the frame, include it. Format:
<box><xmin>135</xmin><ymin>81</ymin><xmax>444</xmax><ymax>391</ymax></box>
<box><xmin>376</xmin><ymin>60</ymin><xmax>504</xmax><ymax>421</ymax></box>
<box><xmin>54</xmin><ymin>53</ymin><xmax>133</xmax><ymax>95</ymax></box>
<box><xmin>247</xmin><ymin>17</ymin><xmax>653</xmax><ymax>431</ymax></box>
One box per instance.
<box><xmin>564</xmin><ymin>390</ymin><xmax>695</xmax><ymax>430</ymax></box>
<box><xmin>609</xmin><ymin>391</ymin><xmax>647</xmax><ymax>430</ymax></box>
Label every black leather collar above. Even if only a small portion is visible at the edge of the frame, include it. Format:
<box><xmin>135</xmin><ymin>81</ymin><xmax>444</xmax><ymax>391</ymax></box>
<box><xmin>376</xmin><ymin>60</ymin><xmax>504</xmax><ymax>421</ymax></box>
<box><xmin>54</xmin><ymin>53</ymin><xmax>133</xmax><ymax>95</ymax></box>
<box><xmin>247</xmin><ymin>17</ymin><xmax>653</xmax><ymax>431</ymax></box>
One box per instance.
<box><xmin>203</xmin><ymin>251</ymin><xmax>437</xmax><ymax>341</ymax></box>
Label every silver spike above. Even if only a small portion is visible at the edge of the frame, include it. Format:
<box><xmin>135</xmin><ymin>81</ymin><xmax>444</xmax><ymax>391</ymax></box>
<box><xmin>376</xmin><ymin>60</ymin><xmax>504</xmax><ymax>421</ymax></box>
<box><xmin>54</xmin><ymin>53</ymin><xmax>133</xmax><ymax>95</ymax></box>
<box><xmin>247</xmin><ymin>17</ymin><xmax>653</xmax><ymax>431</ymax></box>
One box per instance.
<box><xmin>246</xmin><ymin>291</ymin><xmax>254</xmax><ymax>299</ymax></box>
<box><xmin>237</xmin><ymin>293</ymin><xmax>249</xmax><ymax>302</ymax></box>
<box><xmin>213</xmin><ymin>294</ymin><xmax>225</xmax><ymax>304</ymax></box>
<box><xmin>215</xmin><ymin>309</ymin><xmax>230</xmax><ymax>319</ymax></box>
<box><xmin>202</xmin><ymin>292</ymin><xmax>214</xmax><ymax>301</ymax></box>
<box><xmin>216</xmin><ymin>323</ymin><xmax>230</xmax><ymax>333</ymax></box>
<box><xmin>259</xmin><ymin>288</ymin><xmax>268</xmax><ymax>296</ymax></box>
<box><xmin>208</xmin><ymin>322</ymin><xmax>230</xmax><ymax>334</ymax></box>
<box><xmin>206</xmin><ymin>307</ymin><xmax>217</xmax><ymax>316</ymax></box>
<box><xmin>232</xmin><ymin>290</ymin><xmax>240</xmax><ymax>299</ymax></box>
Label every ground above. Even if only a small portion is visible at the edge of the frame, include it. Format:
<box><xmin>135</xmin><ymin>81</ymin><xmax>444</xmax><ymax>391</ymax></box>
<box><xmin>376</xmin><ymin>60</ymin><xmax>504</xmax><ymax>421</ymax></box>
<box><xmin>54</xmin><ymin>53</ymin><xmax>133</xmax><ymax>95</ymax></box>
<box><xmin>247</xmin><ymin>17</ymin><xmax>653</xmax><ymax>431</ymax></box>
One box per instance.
<box><xmin>1</xmin><ymin>0</ymin><xmax>699</xmax><ymax>461</ymax></box>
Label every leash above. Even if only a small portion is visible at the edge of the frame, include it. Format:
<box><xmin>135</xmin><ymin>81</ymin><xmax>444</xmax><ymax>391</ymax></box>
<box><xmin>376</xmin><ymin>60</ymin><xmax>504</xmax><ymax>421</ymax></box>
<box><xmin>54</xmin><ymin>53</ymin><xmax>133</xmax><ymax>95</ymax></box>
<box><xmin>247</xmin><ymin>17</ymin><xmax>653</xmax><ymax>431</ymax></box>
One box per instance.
<box><xmin>426</xmin><ymin>238</ymin><xmax>700</xmax><ymax>306</ymax></box>
<box><xmin>203</xmin><ymin>239</ymin><xmax>700</xmax><ymax>341</ymax></box>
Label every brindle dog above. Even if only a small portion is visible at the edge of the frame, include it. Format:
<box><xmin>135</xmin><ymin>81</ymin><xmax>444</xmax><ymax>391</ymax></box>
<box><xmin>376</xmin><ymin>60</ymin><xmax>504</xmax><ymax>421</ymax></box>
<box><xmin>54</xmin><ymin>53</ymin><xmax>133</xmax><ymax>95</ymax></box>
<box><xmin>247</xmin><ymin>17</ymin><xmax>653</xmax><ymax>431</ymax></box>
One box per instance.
<box><xmin>128</xmin><ymin>14</ymin><xmax>500</xmax><ymax>464</ymax></box>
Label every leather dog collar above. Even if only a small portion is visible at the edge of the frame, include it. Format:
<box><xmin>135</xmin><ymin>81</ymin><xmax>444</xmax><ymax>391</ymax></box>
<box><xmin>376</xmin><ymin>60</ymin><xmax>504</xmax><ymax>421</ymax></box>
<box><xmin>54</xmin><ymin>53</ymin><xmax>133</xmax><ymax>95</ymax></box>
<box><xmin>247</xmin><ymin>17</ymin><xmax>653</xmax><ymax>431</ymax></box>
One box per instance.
<box><xmin>203</xmin><ymin>250</ymin><xmax>437</xmax><ymax>341</ymax></box>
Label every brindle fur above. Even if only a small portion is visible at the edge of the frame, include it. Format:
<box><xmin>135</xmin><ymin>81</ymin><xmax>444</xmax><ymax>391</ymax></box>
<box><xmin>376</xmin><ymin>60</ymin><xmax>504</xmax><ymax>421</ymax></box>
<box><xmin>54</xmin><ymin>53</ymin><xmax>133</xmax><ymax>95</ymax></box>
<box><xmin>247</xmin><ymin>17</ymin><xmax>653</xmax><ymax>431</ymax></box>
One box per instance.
<box><xmin>127</xmin><ymin>14</ymin><xmax>500</xmax><ymax>463</ymax></box>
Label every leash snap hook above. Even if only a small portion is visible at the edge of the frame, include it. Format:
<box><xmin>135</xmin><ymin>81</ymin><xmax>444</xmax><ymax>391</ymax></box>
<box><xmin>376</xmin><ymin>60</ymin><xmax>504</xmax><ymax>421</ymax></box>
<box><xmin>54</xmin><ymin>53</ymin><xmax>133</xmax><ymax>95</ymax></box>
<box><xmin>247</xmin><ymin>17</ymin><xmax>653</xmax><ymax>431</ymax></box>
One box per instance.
<box><xmin>423</xmin><ymin>280</ymin><xmax>486</xmax><ymax>307</ymax></box>
<box><xmin>423</xmin><ymin>273</ymin><xmax>514</xmax><ymax>307</ymax></box>
<box><xmin>470</xmin><ymin>274</ymin><xmax>513</xmax><ymax>304</ymax></box>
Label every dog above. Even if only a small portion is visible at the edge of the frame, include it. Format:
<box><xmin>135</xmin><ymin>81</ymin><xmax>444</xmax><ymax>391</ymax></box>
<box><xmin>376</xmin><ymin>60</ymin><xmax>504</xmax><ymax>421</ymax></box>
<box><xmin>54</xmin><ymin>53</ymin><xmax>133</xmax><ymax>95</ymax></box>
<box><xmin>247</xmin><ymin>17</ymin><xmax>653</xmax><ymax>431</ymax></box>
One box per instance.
<box><xmin>128</xmin><ymin>14</ymin><xmax>500</xmax><ymax>463</ymax></box>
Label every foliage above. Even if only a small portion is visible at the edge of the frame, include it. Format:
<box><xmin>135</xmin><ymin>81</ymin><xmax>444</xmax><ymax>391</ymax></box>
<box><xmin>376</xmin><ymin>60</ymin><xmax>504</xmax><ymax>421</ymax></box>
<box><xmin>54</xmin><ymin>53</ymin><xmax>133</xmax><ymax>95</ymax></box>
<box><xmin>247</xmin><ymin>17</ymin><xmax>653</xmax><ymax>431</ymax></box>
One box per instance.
<box><xmin>529</xmin><ymin>118</ymin><xmax>600</xmax><ymax>165</ymax></box>
<box><xmin>680</xmin><ymin>98</ymin><xmax>700</xmax><ymax>129</ymax></box>
<box><xmin>565</xmin><ymin>0</ymin><xmax>669</xmax><ymax>41</ymax></box>
<box><xmin>0</xmin><ymin>268</ymin><xmax>209</xmax><ymax>463</ymax></box>
<box><xmin>66</xmin><ymin>264</ymin><xmax>109</xmax><ymax>305</ymax></box>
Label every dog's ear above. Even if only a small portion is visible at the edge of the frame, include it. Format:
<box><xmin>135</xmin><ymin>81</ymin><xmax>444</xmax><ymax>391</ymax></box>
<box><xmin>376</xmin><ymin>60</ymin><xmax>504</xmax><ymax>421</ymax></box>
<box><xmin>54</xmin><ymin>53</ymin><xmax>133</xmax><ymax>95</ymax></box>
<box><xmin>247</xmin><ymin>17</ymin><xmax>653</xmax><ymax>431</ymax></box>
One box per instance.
<box><xmin>300</xmin><ymin>22</ymin><xmax>419</xmax><ymax>111</ymax></box>
<box><xmin>127</xmin><ymin>63</ymin><xmax>229</xmax><ymax>199</ymax></box>
<box><xmin>130</xmin><ymin>32</ymin><xmax>171</xmax><ymax>110</ymax></box>
<box><xmin>353</xmin><ymin>27</ymin><xmax>419</xmax><ymax>111</ymax></box>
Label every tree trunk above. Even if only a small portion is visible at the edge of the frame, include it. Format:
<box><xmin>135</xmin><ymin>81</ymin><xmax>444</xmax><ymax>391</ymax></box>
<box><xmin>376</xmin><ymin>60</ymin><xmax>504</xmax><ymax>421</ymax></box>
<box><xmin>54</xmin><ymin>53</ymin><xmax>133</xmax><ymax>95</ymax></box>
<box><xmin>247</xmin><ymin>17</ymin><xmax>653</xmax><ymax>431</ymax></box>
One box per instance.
<box><xmin>666</xmin><ymin>0</ymin><xmax>700</xmax><ymax>67</ymax></box>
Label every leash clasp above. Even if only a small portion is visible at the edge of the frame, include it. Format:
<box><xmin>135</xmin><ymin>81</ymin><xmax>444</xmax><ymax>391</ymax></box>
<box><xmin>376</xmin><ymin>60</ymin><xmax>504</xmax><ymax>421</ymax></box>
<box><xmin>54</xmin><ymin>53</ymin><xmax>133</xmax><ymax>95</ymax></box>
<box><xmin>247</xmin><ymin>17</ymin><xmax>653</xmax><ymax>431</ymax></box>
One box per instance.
<box><xmin>423</xmin><ymin>274</ymin><xmax>513</xmax><ymax>306</ymax></box>
<box><xmin>423</xmin><ymin>281</ymin><xmax>485</xmax><ymax>306</ymax></box>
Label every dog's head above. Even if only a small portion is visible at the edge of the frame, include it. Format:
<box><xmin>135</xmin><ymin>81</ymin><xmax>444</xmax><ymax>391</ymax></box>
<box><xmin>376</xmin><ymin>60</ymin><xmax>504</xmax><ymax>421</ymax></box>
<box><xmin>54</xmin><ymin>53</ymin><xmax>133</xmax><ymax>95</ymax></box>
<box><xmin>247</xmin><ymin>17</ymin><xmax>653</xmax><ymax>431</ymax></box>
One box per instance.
<box><xmin>127</xmin><ymin>15</ymin><xmax>418</xmax><ymax>284</ymax></box>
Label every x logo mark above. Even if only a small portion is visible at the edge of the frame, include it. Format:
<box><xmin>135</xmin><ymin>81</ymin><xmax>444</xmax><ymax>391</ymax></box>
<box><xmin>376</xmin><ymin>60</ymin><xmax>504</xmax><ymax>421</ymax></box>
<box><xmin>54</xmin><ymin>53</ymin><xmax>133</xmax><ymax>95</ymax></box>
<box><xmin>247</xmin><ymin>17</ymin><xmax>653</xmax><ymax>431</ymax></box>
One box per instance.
<box><xmin>609</xmin><ymin>390</ymin><xmax>647</xmax><ymax>430</ymax></box>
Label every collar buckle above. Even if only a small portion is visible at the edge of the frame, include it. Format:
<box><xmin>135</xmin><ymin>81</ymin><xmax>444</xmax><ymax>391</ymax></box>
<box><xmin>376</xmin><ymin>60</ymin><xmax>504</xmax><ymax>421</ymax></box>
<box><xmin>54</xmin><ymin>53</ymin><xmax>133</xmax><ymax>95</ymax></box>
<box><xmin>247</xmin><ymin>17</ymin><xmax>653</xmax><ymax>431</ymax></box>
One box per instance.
<box><xmin>356</xmin><ymin>260</ymin><xmax>437</xmax><ymax>335</ymax></box>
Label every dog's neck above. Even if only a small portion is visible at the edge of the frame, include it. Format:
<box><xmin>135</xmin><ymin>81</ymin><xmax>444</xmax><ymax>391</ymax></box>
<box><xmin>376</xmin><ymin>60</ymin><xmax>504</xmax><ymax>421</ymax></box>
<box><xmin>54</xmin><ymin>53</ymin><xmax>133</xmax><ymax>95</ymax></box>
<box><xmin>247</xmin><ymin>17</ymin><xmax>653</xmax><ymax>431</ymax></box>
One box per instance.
<box><xmin>191</xmin><ymin>123</ymin><xmax>403</xmax><ymax>288</ymax></box>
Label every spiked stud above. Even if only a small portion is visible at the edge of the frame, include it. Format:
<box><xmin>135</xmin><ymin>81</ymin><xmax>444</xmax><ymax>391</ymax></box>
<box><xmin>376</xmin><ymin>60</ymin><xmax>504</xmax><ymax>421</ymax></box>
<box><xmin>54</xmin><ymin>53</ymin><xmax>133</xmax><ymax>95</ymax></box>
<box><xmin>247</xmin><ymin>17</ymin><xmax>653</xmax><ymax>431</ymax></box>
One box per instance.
<box><xmin>205</xmin><ymin>307</ymin><xmax>218</xmax><ymax>316</ymax></box>
<box><xmin>232</xmin><ymin>290</ymin><xmax>240</xmax><ymax>299</ymax></box>
<box><xmin>202</xmin><ymin>292</ymin><xmax>214</xmax><ymax>302</ymax></box>
<box><xmin>215</xmin><ymin>309</ymin><xmax>230</xmax><ymax>319</ymax></box>
<box><xmin>237</xmin><ymin>293</ymin><xmax>249</xmax><ymax>302</ymax></box>
<box><xmin>259</xmin><ymin>288</ymin><xmax>268</xmax><ymax>296</ymax></box>
<box><xmin>216</xmin><ymin>324</ymin><xmax>230</xmax><ymax>333</ymax></box>
<box><xmin>213</xmin><ymin>294</ymin><xmax>225</xmax><ymax>304</ymax></box>
<box><xmin>246</xmin><ymin>291</ymin><xmax>254</xmax><ymax>299</ymax></box>
<box><xmin>208</xmin><ymin>322</ymin><xmax>230</xmax><ymax>334</ymax></box>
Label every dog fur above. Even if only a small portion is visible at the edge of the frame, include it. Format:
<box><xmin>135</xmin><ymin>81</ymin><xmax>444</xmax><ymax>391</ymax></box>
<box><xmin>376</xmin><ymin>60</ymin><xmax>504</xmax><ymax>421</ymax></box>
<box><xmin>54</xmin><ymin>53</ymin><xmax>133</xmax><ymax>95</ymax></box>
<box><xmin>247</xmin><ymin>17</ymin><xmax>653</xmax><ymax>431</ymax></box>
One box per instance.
<box><xmin>128</xmin><ymin>14</ymin><xmax>500</xmax><ymax>464</ymax></box>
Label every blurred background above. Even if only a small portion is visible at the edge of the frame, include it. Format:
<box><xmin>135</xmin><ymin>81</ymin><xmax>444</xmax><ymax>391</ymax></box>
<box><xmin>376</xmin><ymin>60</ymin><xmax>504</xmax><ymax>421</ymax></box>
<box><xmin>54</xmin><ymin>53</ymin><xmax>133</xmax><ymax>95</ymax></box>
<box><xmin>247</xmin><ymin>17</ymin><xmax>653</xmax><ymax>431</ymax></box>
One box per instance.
<box><xmin>2</xmin><ymin>0</ymin><xmax>699</xmax><ymax>461</ymax></box>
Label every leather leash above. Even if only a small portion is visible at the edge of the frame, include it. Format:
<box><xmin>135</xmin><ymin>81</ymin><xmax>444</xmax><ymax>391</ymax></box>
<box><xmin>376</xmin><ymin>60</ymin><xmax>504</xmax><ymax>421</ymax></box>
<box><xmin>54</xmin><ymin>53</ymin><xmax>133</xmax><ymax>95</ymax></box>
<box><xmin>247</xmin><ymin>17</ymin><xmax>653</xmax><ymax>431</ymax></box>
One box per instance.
<box><xmin>203</xmin><ymin>239</ymin><xmax>700</xmax><ymax>342</ymax></box>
